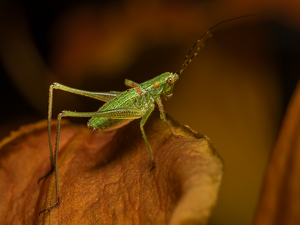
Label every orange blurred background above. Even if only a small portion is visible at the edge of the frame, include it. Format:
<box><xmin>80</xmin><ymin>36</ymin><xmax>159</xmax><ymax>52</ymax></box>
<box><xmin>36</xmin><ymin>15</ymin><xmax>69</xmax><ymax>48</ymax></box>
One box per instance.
<box><xmin>1</xmin><ymin>0</ymin><xmax>300</xmax><ymax>225</ymax></box>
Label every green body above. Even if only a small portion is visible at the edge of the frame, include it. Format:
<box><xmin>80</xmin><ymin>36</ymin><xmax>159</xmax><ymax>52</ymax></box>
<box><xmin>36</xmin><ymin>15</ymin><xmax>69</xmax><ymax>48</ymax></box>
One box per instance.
<box><xmin>88</xmin><ymin>72</ymin><xmax>179</xmax><ymax>132</ymax></box>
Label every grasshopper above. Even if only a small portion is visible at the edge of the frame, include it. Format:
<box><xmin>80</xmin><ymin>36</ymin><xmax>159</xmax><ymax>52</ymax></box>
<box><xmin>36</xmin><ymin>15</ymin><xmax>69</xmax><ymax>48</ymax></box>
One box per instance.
<box><xmin>38</xmin><ymin>15</ymin><xmax>254</xmax><ymax>215</ymax></box>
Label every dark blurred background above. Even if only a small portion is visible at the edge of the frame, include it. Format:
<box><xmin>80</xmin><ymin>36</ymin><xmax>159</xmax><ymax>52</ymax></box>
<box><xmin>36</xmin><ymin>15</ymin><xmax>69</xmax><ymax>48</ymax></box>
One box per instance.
<box><xmin>1</xmin><ymin>0</ymin><xmax>300</xmax><ymax>224</ymax></box>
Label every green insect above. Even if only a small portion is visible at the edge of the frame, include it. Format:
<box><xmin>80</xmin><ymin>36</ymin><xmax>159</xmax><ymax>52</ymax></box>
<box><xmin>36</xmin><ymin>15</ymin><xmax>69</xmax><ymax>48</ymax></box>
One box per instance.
<box><xmin>38</xmin><ymin>15</ymin><xmax>254</xmax><ymax>215</ymax></box>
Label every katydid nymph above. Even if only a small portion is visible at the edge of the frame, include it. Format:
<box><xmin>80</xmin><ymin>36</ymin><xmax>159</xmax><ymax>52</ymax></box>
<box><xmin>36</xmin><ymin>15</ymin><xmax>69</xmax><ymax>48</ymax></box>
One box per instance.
<box><xmin>38</xmin><ymin>15</ymin><xmax>254</xmax><ymax>215</ymax></box>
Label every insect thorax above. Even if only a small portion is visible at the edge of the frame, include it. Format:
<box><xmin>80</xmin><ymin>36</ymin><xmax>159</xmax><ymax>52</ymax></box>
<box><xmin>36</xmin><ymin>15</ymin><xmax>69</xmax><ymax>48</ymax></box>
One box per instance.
<box><xmin>87</xmin><ymin>87</ymin><xmax>154</xmax><ymax>132</ymax></box>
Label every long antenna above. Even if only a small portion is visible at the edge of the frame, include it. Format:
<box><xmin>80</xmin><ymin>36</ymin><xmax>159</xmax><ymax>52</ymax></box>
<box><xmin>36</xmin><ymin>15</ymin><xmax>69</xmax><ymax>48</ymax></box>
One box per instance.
<box><xmin>175</xmin><ymin>14</ymin><xmax>256</xmax><ymax>76</ymax></box>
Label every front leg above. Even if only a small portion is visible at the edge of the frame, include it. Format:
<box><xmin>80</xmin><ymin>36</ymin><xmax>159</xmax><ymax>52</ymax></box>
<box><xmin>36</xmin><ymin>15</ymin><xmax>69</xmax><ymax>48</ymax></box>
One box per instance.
<box><xmin>139</xmin><ymin>104</ymin><xmax>156</xmax><ymax>171</ymax></box>
<box><xmin>154</xmin><ymin>96</ymin><xmax>174</xmax><ymax>135</ymax></box>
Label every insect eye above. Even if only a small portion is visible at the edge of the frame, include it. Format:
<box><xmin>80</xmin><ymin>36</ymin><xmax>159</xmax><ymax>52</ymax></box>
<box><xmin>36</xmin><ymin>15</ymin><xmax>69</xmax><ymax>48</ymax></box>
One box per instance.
<box><xmin>167</xmin><ymin>77</ymin><xmax>174</xmax><ymax>84</ymax></box>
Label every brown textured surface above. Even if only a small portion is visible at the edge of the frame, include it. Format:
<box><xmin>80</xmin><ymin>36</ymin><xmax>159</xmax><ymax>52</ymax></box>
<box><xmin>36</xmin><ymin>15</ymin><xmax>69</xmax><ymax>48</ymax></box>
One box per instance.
<box><xmin>0</xmin><ymin>114</ymin><xmax>223</xmax><ymax>225</ymax></box>
<box><xmin>254</xmin><ymin>80</ymin><xmax>300</xmax><ymax>225</ymax></box>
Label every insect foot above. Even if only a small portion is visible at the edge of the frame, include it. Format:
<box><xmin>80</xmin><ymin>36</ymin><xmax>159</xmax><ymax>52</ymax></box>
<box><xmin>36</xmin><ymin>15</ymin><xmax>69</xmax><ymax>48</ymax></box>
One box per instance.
<box><xmin>39</xmin><ymin>198</ymin><xmax>60</xmax><ymax>216</ymax></box>
<box><xmin>37</xmin><ymin>167</ymin><xmax>54</xmax><ymax>184</ymax></box>
<box><xmin>150</xmin><ymin>162</ymin><xmax>156</xmax><ymax>172</ymax></box>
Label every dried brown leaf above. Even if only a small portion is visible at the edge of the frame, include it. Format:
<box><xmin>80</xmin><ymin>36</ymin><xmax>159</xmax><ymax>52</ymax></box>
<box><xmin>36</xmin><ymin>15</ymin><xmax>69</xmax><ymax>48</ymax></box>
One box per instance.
<box><xmin>0</xmin><ymin>113</ymin><xmax>222</xmax><ymax>225</ymax></box>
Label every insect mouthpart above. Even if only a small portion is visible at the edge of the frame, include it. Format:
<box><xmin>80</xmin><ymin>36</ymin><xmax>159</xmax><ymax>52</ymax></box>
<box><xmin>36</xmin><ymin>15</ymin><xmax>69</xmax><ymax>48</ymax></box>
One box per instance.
<box><xmin>164</xmin><ymin>93</ymin><xmax>173</xmax><ymax>101</ymax></box>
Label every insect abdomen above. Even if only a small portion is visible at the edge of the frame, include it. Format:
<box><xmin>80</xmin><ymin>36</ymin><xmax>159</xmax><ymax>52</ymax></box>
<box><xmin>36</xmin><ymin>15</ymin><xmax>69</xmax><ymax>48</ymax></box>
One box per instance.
<box><xmin>87</xmin><ymin>88</ymin><xmax>151</xmax><ymax>132</ymax></box>
<box><xmin>88</xmin><ymin>117</ymin><xmax>133</xmax><ymax>132</ymax></box>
